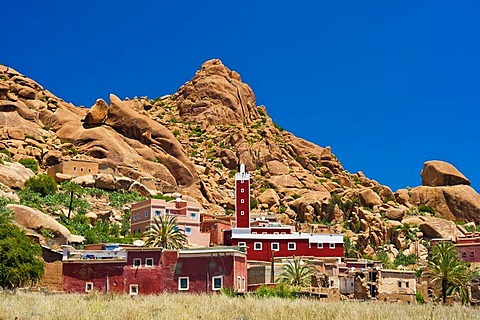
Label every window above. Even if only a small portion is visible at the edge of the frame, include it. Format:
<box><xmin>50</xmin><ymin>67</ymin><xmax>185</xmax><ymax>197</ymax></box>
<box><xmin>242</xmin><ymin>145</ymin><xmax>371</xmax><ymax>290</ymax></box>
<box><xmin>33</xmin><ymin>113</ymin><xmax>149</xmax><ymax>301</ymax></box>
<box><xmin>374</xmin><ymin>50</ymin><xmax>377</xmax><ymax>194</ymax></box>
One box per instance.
<box><xmin>155</xmin><ymin>210</ymin><xmax>161</xmax><ymax>216</ymax></box>
<box><xmin>137</xmin><ymin>213</ymin><xmax>140</xmax><ymax>219</ymax></box>
<box><xmin>241</xmin><ymin>188</ymin><xmax>244</xmax><ymax>193</ymax></box>
<box><xmin>237</xmin><ymin>276</ymin><xmax>242</xmax><ymax>290</ymax></box>
<box><xmin>132</xmin><ymin>214</ymin><xmax>136</xmax><ymax>221</ymax></box>
<box><xmin>80</xmin><ymin>168</ymin><xmax>84</xmax><ymax>172</ymax></box>
<box><xmin>241</xmin><ymin>199</ymin><xmax>245</xmax><ymax>204</ymax></box>
<box><xmin>133</xmin><ymin>258</ymin><xmax>141</xmax><ymax>267</ymax></box>
<box><xmin>174</xmin><ymin>226</ymin><xmax>179</xmax><ymax>231</ymax></box>
<box><xmin>262</xmin><ymin>232</ymin><xmax>267</xmax><ymax>235</ymax></box>
<box><xmin>88</xmin><ymin>169</ymin><xmax>91</xmax><ymax>172</ymax></box>
<box><xmin>73</xmin><ymin>167</ymin><xmax>76</xmax><ymax>171</ymax></box>
<box><xmin>398</xmin><ymin>281</ymin><xmax>402</xmax><ymax>288</ymax></box>
<box><xmin>317</xmin><ymin>243</ymin><xmax>324</xmax><ymax>249</ymax></box>
<box><xmin>145</xmin><ymin>211</ymin><xmax>148</xmax><ymax>218</ymax></box>
<box><xmin>271</xmin><ymin>243</ymin><xmax>279</xmax><ymax>251</ymax></box>
<box><xmin>288</xmin><ymin>242</ymin><xmax>296</xmax><ymax>250</ymax></box>
<box><xmin>238</xmin><ymin>242</ymin><xmax>246</xmax><ymax>247</ymax></box>
<box><xmin>274</xmin><ymin>232</ymin><xmax>279</xmax><ymax>235</ymax></box>
<box><xmin>330</xmin><ymin>280</ymin><xmax>334</xmax><ymax>287</ymax></box>
<box><xmin>254</xmin><ymin>242</ymin><xmax>262</xmax><ymax>250</ymax></box>
<box><xmin>166</xmin><ymin>209</ymin><xmax>170</xmax><ymax>214</ymax></box>
<box><xmin>190</xmin><ymin>212</ymin><xmax>196</xmax><ymax>219</ymax></box>
<box><xmin>281</xmin><ymin>232</ymin><xmax>286</xmax><ymax>235</ymax></box>
<box><xmin>129</xmin><ymin>284</ymin><xmax>139</xmax><ymax>295</ymax></box>
<box><xmin>85</xmin><ymin>282</ymin><xmax>93</xmax><ymax>292</ymax></box>
<box><xmin>240</xmin><ymin>210</ymin><xmax>245</xmax><ymax>216</ymax></box>
<box><xmin>471</xmin><ymin>251</ymin><xmax>475</xmax><ymax>257</ymax></box>
<box><xmin>329</xmin><ymin>243</ymin><xmax>336</xmax><ymax>249</ymax></box>
<box><xmin>185</xmin><ymin>227</ymin><xmax>191</xmax><ymax>235</ymax></box>
<box><xmin>405</xmin><ymin>281</ymin><xmax>409</xmax><ymax>288</ymax></box>
<box><xmin>252</xmin><ymin>232</ymin><xmax>257</xmax><ymax>234</ymax></box>
<box><xmin>146</xmin><ymin>258</ymin><xmax>154</xmax><ymax>267</ymax></box>
<box><xmin>212</xmin><ymin>276</ymin><xmax>223</xmax><ymax>290</ymax></box>
<box><xmin>463</xmin><ymin>251</ymin><xmax>467</xmax><ymax>257</ymax></box>
<box><xmin>178</xmin><ymin>277</ymin><xmax>189</xmax><ymax>291</ymax></box>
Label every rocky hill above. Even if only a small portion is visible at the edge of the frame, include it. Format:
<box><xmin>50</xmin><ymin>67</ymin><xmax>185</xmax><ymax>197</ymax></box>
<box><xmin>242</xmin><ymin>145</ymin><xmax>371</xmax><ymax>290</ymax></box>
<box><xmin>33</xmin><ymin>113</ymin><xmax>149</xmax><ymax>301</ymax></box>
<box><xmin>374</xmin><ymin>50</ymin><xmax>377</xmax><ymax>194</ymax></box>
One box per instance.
<box><xmin>1</xmin><ymin>59</ymin><xmax>479</xmax><ymax>258</ymax></box>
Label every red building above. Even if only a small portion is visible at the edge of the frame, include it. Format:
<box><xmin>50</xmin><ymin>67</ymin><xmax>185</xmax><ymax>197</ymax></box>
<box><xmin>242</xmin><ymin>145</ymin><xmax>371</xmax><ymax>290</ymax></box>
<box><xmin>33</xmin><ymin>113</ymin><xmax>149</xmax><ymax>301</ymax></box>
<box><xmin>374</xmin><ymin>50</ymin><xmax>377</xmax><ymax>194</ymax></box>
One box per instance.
<box><xmin>432</xmin><ymin>235</ymin><xmax>480</xmax><ymax>263</ymax></box>
<box><xmin>227</xmin><ymin>164</ymin><xmax>344</xmax><ymax>262</ymax></box>
<box><xmin>62</xmin><ymin>245</ymin><xmax>247</xmax><ymax>295</ymax></box>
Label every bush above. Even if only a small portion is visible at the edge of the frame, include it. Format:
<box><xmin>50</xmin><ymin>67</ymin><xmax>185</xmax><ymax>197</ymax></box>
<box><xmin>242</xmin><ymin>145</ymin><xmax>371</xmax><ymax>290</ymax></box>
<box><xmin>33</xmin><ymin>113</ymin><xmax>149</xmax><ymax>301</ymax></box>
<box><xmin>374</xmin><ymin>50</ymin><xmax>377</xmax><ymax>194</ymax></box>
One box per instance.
<box><xmin>254</xmin><ymin>284</ymin><xmax>298</xmax><ymax>299</ymax></box>
<box><xmin>394</xmin><ymin>250</ymin><xmax>416</xmax><ymax>268</ymax></box>
<box><xmin>418</xmin><ymin>205</ymin><xmax>435</xmax><ymax>215</ymax></box>
<box><xmin>416</xmin><ymin>291</ymin><xmax>425</xmax><ymax>304</ymax></box>
<box><xmin>18</xmin><ymin>158</ymin><xmax>39</xmax><ymax>173</ymax></box>
<box><xmin>250</xmin><ymin>198</ymin><xmax>258</xmax><ymax>210</ymax></box>
<box><xmin>24</xmin><ymin>174</ymin><xmax>57</xmax><ymax>196</ymax></box>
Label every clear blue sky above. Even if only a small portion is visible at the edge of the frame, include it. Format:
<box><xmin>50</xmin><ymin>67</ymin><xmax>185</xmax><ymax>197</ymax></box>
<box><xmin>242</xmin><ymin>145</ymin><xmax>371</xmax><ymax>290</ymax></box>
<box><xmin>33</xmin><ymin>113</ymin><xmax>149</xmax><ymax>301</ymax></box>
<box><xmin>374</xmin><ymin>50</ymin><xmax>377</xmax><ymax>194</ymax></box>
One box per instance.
<box><xmin>3</xmin><ymin>1</ymin><xmax>479</xmax><ymax>192</ymax></box>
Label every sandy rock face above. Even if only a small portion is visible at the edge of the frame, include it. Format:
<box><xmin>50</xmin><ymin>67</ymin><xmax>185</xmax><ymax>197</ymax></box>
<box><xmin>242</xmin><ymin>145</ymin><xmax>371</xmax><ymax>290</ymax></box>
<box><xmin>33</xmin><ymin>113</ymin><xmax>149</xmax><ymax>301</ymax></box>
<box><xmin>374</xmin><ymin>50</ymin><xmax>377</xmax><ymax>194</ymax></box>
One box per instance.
<box><xmin>7</xmin><ymin>204</ymin><xmax>84</xmax><ymax>244</ymax></box>
<box><xmin>84</xmin><ymin>98</ymin><xmax>108</xmax><ymax>125</ymax></box>
<box><xmin>410</xmin><ymin>185</ymin><xmax>480</xmax><ymax>223</ymax></box>
<box><xmin>359</xmin><ymin>188</ymin><xmax>382</xmax><ymax>207</ymax></box>
<box><xmin>419</xmin><ymin>216</ymin><xmax>464</xmax><ymax>239</ymax></box>
<box><xmin>0</xmin><ymin>162</ymin><xmax>35</xmax><ymax>188</ymax></box>
<box><xmin>173</xmin><ymin>59</ymin><xmax>258</xmax><ymax>125</ymax></box>
<box><xmin>258</xmin><ymin>188</ymin><xmax>280</xmax><ymax>208</ymax></box>
<box><xmin>421</xmin><ymin>160</ymin><xmax>470</xmax><ymax>187</ymax></box>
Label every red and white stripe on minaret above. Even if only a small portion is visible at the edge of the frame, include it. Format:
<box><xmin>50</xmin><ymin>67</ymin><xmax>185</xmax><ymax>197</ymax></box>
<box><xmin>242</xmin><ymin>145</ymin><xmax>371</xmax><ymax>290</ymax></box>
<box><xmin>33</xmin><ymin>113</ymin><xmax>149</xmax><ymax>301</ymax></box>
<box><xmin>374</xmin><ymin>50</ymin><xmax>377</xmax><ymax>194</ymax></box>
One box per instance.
<box><xmin>235</xmin><ymin>164</ymin><xmax>250</xmax><ymax>228</ymax></box>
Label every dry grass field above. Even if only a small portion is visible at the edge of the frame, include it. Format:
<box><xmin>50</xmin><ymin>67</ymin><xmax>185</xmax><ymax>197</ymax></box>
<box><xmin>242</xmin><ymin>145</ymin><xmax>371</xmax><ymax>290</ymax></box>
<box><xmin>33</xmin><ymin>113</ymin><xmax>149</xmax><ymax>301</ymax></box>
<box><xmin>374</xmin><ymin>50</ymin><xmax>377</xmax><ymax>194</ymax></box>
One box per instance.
<box><xmin>0</xmin><ymin>292</ymin><xmax>478</xmax><ymax>320</ymax></box>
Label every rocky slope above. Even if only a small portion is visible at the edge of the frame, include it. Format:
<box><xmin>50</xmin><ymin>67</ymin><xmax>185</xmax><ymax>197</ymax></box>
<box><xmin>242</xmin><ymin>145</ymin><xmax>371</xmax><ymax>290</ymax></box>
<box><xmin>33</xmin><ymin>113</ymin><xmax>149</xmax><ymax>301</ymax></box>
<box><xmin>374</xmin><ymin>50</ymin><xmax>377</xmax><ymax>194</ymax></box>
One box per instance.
<box><xmin>1</xmin><ymin>60</ymin><xmax>479</xmax><ymax>258</ymax></box>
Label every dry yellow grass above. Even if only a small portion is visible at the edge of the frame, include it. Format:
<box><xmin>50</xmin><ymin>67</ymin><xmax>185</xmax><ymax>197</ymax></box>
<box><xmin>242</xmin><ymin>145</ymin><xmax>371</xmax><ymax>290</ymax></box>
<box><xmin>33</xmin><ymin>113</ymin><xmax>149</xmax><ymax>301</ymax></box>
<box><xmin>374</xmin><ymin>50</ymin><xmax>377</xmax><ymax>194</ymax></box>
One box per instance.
<box><xmin>0</xmin><ymin>292</ymin><xmax>478</xmax><ymax>320</ymax></box>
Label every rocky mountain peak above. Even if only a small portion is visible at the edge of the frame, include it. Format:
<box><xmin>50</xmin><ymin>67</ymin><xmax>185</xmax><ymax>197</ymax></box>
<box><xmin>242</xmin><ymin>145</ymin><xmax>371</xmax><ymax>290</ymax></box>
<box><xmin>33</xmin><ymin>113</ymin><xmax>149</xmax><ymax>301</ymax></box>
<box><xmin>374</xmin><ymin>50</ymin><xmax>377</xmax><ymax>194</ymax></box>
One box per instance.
<box><xmin>173</xmin><ymin>59</ymin><xmax>258</xmax><ymax>125</ymax></box>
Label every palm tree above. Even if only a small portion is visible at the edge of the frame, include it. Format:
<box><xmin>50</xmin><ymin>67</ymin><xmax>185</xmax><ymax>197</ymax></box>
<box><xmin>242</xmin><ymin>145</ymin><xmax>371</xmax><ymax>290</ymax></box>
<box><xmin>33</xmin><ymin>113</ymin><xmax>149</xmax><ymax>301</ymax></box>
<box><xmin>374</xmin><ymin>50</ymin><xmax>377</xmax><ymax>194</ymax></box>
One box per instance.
<box><xmin>144</xmin><ymin>214</ymin><xmax>187</xmax><ymax>249</ymax></box>
<box><xmin>62</xmin><ymin>181</ymin><xmax>82</xmax><ymax>219</ymax></box>
<box><xmin>343</xmin><ymin>236</ymin><xmax>358</xmax><ymax>258</ymax></box>
<box><xmin>278</xmin><ymin>257</ymin><xmax>316</xmax><ymax>287</ymax></box>
<box><xmin>427</xmin><ymin>241</ymin><xmax>468</xmax><ymax>304</ymax></box>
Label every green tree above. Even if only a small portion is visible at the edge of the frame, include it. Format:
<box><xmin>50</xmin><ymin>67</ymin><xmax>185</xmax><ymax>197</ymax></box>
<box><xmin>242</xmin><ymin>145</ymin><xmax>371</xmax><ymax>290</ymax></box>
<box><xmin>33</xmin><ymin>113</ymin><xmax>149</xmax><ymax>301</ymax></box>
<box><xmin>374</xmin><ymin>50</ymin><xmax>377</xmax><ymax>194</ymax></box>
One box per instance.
<box><xmin>24</xmin><ymin>174</ymin><xmax>57</xmax><ymax>197</ymax></box>
<box><xmin>61</xmin><ymin>181</ymin><xmax>82</xmax><ymax>218</ymax></box>
<box><xmin>343</xmin><ymin>236</ymin><xmax>358</xmax><ymax>258</ymax></box>
<box><xmin>278</xmin><ymin>257</ymin><xmax>316</xmax><ymax>287</ymax></box>
<box><xmin>0</xmin><ymin>215</ymin><xmax>44</xmax><ymax>289</ymax></box>
<box><xmin>144</xmin><ymin>214</ymin><xmax>187</xmax><ymax>249</ymax></box>
<box><xmin>427</xmin><ymin>241</ymin><xmax>468</xmax><ymax>304</ymax></box>
<box><xmin>18</xmin><ymin>158</ymin><xmax>39</xmax><ymax>173</ymax></box>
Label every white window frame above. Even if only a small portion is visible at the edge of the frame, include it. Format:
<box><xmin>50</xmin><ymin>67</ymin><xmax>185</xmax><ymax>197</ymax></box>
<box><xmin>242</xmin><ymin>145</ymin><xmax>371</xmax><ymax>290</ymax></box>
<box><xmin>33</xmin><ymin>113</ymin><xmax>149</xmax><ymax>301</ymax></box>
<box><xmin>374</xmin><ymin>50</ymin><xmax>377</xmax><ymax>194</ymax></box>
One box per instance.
<box><xmin>185</xmin><ymin>227</ymin><xmax>191</xmax><ymax>235</ymax></box>
<box><xmin>238</xmin><ymin>242</ymin><xmax>246</xmax><ymax>247</ymax></box>
<box><xmin>240</xmin><ymin>210</ymin><xmax>245</xmax><ymax>216</ymax></box>
<box><xmin>129</xmin><ymin>284</ymin><xmax>139</xmax><ymax>295</ymax></box>
<box><xmin>155</xmin><ymin>210</ymin><xmax>161</xmax><ymax>216</ymax></box>
<box><xmin>329</xmin><ymin>243</ymin><xmax>336</xmax><ymax>249</ymax></box>
<box><xmin>137</xmin><ymin>213</ymin><xmax>140</xmax><ymax>219</ymax></box>
<box><xmin>178</xmin><ymin>277</ymin><xmax>189</xmax><ymax>291</ymax></box>
<box><xmin>145</xmin><ymin>258</ymin><xmax>154</xmax><ymax>267</ymax></box>
<box><xmin>288</xmin><ymin>242</ymin><xmax>296</xmax><ymax>250</ymax></box>
<box><xmin>85</xmin><ymin>282</ymin><xmax>94</xmax><ymax>292</ymax></box>
<box><xmin>271</xmin><ymin>242</ymin><xmax>280</xmax><ymax>251</ymax></box>
<box><xmin>145</xmin><ymin>211</ymin><xmax>148</xmax><ymax>218</ymax></box>
<box><xmin>212</xmin><ymin>276</ymin><xmax>223</xmax><ymax>290</ymax></box>
<box><xmin>317</xmin><ymin>243</ymin><xmax>324</xmax><ymax>249</ymax></box>
<box><xmin>190</xmin><ymin>212</ymin><xmax>196</xmax><ymax>219</ymax></box>
<box><xmin>274</xmin><ymin>232</ymin><xmax>279</xmax><ymax>235</ymax></box>
<box><xmin>241</xmin><ymin>188</ymin><xmax>244</xmax><ymax>193</ymax></box>
<box><xmin>133</xmin><ymin>258</ymin><xmax>141</xmax><ymax>268</ymax></box>
<box><xmin>254</xmin><ymin>242</ymin><xmax>262</xmax><ymax>250</ymax></box>
<box><xmin>281</xmin><ymin>232</ymin><xmax>286</xmax><ymax>235</ymax></box>
<box><xmin>241</xmin><ymin>199</ymin><xmax>245</xmax><ymax>204</ymax></box>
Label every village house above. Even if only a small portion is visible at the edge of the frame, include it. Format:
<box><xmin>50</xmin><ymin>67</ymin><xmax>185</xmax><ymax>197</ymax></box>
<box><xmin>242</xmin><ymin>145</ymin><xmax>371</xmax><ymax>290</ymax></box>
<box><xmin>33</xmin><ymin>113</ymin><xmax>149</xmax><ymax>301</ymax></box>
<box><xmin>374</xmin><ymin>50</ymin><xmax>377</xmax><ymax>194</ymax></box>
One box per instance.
<box><xmin>130</xmin><ymin>198</ymin><xmax>210</xmax><ymax>247</ymax></box>
<box><xmin>431</xmin><ymin>235</ymin><xmax>480</xmax><ymax>263</ymax></box>
<box><xmin>377</xmin><ymin>269</ymin><xmax>417</xmax><ymax>304</ymax></box>
<box><xmin>46</xmin><ymin>158</ymin><xmax>101</xmax><ymax>180</ymax></box>
<box><xmin>225</xmin><ymin>164</ymin><xmax>344</xmax><ymax>262</ymax></box>
<box><xmin>200</xmin><ymin>213</ymin><xmax>233</xmax><ymax>246</ymax></box>
<box><xmin>61</xmin><ymin>245</ymin><xmax>247</xmax><ymax>295</ymax></box>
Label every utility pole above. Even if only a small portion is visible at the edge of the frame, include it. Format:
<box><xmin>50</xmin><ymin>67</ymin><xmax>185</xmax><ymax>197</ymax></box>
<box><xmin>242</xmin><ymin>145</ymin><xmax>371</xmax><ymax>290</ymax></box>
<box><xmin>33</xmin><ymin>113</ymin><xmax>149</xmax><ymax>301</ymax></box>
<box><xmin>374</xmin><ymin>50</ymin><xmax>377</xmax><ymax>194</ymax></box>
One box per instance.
<box><xmin>270</xmin><ymin>251</ymin><xmax>275</xmax><ymax>284</ymax></box>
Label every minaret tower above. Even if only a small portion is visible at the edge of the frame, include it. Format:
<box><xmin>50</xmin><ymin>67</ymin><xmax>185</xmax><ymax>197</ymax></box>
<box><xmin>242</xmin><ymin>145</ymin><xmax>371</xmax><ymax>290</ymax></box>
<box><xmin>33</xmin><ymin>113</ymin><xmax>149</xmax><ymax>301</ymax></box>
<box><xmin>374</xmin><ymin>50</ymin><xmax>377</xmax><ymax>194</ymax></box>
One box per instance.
<box><xmin>235</xmin><ymin>164</ymin><xmax>250</xmax><ymax>228</ymax></box>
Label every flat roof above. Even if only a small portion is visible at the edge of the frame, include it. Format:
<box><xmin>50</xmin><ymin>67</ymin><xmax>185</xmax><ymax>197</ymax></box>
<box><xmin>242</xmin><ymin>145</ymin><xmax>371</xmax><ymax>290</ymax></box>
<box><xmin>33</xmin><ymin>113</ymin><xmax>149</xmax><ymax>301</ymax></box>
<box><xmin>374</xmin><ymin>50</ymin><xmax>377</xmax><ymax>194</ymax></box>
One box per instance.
<box><xmin>231</xmin><ymin>229</ymin><xmax>343</xmax><ymax>243</ymax></box>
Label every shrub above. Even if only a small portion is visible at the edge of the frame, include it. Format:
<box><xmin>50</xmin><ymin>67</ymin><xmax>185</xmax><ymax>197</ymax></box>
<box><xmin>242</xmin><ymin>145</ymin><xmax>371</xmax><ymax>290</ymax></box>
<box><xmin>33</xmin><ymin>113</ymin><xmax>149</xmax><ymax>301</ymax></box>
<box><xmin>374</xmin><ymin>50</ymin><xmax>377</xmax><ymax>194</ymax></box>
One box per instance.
<box><xmin>273</xmin><ymin>122</ymin><xmax>284</xmax><ymax>132</ymax></box>
<box><xmin>416</xmin><ymin>291</ymin><xmax>425</xmax><ymax>304</ymax></box>
<box><xmin>24</xmin><ymin>174</ymin><xmax>57</xmax><ymax>196</ymax></box>
<box><xmin>418</xmin><ymin>205</ymin><xmax>435</xmax><ymax>216</ymax></box>
<box><xmin>393</xmin><ymin>250</ymin><xmax>416</xmax><ymax>268</ymax></box>
<box><xmin>250</xmin><ymin>198</ymin><xmax>258</xmax><ymax>210</ymax></box>
<box><xmin>254</xmin><ymin>284</ymin><xmax>297</xmax><ymax>299</ymax></box>
<box><xmin>19</xmin><ymin>158</ymin><xmax>39</xmax><ymax>173</ymax></box>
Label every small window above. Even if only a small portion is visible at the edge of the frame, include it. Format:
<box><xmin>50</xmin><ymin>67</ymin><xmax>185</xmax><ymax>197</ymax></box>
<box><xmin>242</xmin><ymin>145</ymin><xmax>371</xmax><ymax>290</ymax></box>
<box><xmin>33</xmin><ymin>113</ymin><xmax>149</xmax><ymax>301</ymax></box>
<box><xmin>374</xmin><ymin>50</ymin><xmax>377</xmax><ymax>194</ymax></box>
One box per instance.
<box><xmin>85</xmin><ymin>282</ymin><xmax>93</xmax><ymax>292</ymax></box>
<box><xmin>254</xmin><ymin>242</ymin><xmax>262</xmax><ymax>250</ymax></box>
<box><xmin>132</xmin><ymin>215</ymin><xmax>136</xmax><ymax>221</ymax></box>
<box><xmin>262</xmin><ymin>232</ymin><xmax>267</xmax><ymax>235</ymax></box>
<box><xmin>185</xmin><ymin>227</ymin><xmax>191</xmax><ymax>235</ymax></box>
<box><xmin>271</xmin><ymin>243</ymin><xmax>279</xmax><ymax>251</ymax></box>
<box><xmin>174</xmin><ymin>226</ymin><xmax>179</xmax><ymax>231</ymax></box>
<box><xmin>155</xmin><ymin>210</ymin><xmax>161</xmax><ymax>216</ymax></box>
<box><xmin>212</xmin><ymin>276</ymin><xmax>223</xmax><ymax>290</ymax></box>
<box><xmin>237</xmin><ymin>276</ymin><xmax>242</xmax><ymax>289</ymax></box>
<box><xmin>73</xmin><ymin>167</ymin><xmax>76</xmax><ymax>171</ymax></box>
<box><xmin>238</xmin><ymin>242</ymin><xmax>246</xmax><ymax>247</ymax></box>
<box><xmin>133</xmin><ymin>258</ymin><xmax>141</xmax><ymax>267</ymax></box>
<box><xmin>137</xmin><ymin>213</ymin><xmax>140</xmax><ymax>219</ymax></box>
<box><xmin>190</xmin><ymin>212</ymin><xmax>196</xmax><ymax>219</ymax></box>
<box><xmin>318</xmin><ymin>243</ymin><xmax>324</xmax><ymax>249</ymax></box>
<box><xmin>463</xmin><ymin>251</ymin><xmax>467</xmax><ymax>257</ymax></box>
<box><xmin>288</xmin><ymin>242</ymin><xmax>296</xmax><ymax>250</ymax></box>
<box><xmin>281</xmin><ymin>232</ymin><xmax>286</xmax><ymax>235</ymax></box>
<box><xmin>252</xmin><ymin>232</ymin><xmax>257</xmax><ymax>234</ymax></box>
<box><xmin>88</xmin><ymin>169</ymin><xmax>91</xmax><ymax>172</ymax></box>
<box><xmin>329</xmin><ymin>243</ymin><xmax>335</xmax><ymax>249</ymax></box>
<box><xmin>146</xmin><ymin>258</ymin><xmax>154</xmax><ymax>267</ymax></box>
<box><xmin>241</xmin><ymin>188</ymin><xmax>244</xmax><ymax>193</ymax></box>
<box><xmin>145</xmin><ymin>211</ymin><xmax>148</xmax><ymax>218</ymax></box>
<box><xmin>178</xmin><ymin>277</ymin><xmax>189</xmax><ymax>291</ymax></box>
<box><xmin>240</xmin><ymin>211</ymin><xmax>245</xmax><ymax>216</ymax></box>
<box><xmin>406</xmin><ymin>281</ymin><xmax>409</xmax><ymax>288</ymax></box>
<box><xmin>398</xmin><ymin>281</ymin><xmax>402</xmax><ymax>288</ymax></box>
<box><xmin>330</xmin><ymin>280</ymin><xmax>334</xmax><ymax>287</ymax></box>
<box><xmin>80</xmin><ymin>168</ymin><xmax>84</xmax><ymax>172</ymax></box>
<box><xmin>129</xmin><ymin>284</ymin><xmax>139</xmax><ymax>295</ymax></box>
<box><xmin>471</xmin><ymin>251</ymin><xmax>475</xmax><ymax>257</ymax></box>
<box><xmin>166</xmin><ymin>209</ymin><xmax>170</xmax><ymax>214</ymax></box>
<box><xmin>241</xmin><ymin>199</ymin><xmax>245</xmax><ymax>204</ymax></box>
<box><xmin>274</xmin><ymin>232</ymin><xmax>279</xmax><ymax>235</ymax></box>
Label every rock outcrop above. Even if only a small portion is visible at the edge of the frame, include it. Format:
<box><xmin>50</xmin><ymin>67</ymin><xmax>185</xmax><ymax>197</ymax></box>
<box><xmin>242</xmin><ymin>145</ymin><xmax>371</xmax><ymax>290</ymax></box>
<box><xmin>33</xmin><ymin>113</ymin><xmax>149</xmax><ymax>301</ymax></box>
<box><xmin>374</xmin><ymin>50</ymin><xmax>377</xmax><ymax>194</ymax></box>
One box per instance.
<box><xmin>0</xmin><ymin>162</ymin><xmax>35</xmax><ymax>188</ymax></box>
<box><xmin>421</xmin><ymin>160</ymin><xmax>470</xmax><ymax>187</ymax></box>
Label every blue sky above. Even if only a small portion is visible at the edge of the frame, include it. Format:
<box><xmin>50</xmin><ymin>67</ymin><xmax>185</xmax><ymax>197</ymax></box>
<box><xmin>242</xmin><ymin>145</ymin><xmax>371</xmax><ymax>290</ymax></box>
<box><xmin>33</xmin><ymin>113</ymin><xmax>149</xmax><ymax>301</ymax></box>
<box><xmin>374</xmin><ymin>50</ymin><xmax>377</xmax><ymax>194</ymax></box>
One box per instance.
<box><xmin>3</xmin><ymin>1</ymin><xmax>479</xmax><ymax>191</ymax></box>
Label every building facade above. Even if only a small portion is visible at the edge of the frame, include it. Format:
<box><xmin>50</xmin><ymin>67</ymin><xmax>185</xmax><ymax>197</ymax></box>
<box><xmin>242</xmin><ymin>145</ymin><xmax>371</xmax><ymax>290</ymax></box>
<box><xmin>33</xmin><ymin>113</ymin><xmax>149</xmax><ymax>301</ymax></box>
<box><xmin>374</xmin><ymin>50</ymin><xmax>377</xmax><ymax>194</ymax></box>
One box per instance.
<box><xmin>47</xmin><ymin>159</ymin><xmax>99</xmax><ymax>180</ymax></box>
<box><xmin>62</xmin><ymin>246</ymin><xmax>247</xmax><ymax>295</ymax></box>
<box><xmin>227</xmin><ymin>164</ymin><xmax>344</xmax><ymax>262</ymax></box>
<box><xmin>130</xmin><ymin>198</ymin><xmax>209</xmax><ymax>247</ymax></box>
